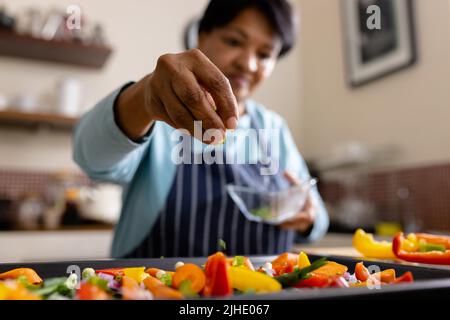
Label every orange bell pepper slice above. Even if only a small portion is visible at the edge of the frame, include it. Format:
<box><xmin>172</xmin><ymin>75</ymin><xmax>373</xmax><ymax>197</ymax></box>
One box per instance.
<box><xmin>312</xmin><ymin>261</ymin><xmax>348</xmax><ymax>277</ymax></box>
<box><xmin>271</xmin><ymin>252</ymin><xmax>298</xmax><ymax>276</ymax></box>
<box><xmin>354</xmin><ymin>262</ymin><xmax>371</xmax><ymax>282</ymax></box>
<box><xmin>372</xmin><ymin>269</ymin><xmax>396</xmax><ymax>284</ymax></box>
<box><xmin>0</xmin><ymin>268</ymin><xmax>43</xmax><ymax>285</ymax></box>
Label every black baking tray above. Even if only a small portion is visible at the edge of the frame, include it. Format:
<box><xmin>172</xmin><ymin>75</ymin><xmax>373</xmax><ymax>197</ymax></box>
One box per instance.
<box><xmin>1</xmin><ymin>254</ymin><xmax>450</xmax><ymax>299</ymax></box>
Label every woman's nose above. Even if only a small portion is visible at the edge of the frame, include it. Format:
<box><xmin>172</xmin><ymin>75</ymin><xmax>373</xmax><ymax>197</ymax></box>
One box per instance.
<box><xmin>236</xmin><ymin>50</ymin><xmax>258</xmax><ymax>73</ymax></box>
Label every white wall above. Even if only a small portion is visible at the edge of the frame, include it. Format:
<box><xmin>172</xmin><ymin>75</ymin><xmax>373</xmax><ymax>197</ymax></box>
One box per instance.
<box><xmin>298</xmin><ymin>0</ymin><xmax>450</xmax><ymax>170</ymax></box>
<box><xmin>0</xmin><ymin>0</ymin><xmax>303</xmax><ymax>171</ymax></box>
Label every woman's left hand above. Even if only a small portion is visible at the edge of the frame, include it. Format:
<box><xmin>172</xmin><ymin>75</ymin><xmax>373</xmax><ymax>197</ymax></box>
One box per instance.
<box><xmin>279</xmin><ymin>171</ymin><xmax>316</xmax><ymax>233</ymax></box>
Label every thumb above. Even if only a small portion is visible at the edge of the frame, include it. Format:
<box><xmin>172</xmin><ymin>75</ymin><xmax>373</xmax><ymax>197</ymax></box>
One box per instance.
<box><xmin>283</xmin><ymin>171</ymin><xmax>300</xmax><ymax>186</ymax></box>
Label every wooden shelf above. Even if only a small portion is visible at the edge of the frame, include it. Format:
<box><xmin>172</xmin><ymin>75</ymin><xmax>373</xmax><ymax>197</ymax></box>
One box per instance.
<box><xmin>0</xmin><ymin>109</ymin><xmax>79</xmax><ymax>130</ymax></box>
<box><xmin>0</xmin><ymin>30</ymin><xmax>112</xmax><ymax>68</ymax></box>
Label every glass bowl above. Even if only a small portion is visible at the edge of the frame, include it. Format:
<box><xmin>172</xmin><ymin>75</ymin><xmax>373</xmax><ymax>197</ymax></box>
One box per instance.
<box><xmin>226</xmin><ymin>178</ymin><xmax>317</xmax><ymax>225</ymax></box>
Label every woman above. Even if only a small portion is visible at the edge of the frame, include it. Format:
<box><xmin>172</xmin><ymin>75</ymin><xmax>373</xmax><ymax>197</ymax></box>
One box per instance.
<box><xmin>74</xmin><ymin>0</ymin><xmax>329</xmax><ymax>258</ymax></box>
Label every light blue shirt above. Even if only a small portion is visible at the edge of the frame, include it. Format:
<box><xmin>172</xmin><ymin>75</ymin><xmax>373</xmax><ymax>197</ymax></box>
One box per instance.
<box><xmin>73</xmin><ymin>83</ymin><xmax>329</xmax><ymax>258</ymax></box>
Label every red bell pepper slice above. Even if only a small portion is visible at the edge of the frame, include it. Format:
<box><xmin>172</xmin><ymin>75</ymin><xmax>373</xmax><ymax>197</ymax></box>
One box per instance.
<box><xmin>393</xmin><ymin>271</ymin><xmax>414</xmax><ymax>284</ymax></box>
<box><xmin>95</xmin><ymin>268</ymin><xmax>125</xmax><ymax>277</ymax></box>
<box><xmin>295</xmin><ymin>274</ymin><xmax>349</xmax><ymax>288</ymax></box>
<box><xmin>393</xmin><ymin>232</ymin><xmax>450</xmax><ymax>265</ymax></box>
<box><xmin>294</xmin><ymin>273</ymin><xmax>331</xmax><ymax>288</ymax></box>
<box><xmin>203</xmin><ymin>252</ymin><xmax>232</xmax><ymax>297</ymax></box>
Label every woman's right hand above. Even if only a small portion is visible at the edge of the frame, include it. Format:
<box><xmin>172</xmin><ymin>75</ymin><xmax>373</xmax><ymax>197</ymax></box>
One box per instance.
<box><xmin>116</xmin><ymin>49</ymin><xmax>239</xmax><ymax>144</ymax></box>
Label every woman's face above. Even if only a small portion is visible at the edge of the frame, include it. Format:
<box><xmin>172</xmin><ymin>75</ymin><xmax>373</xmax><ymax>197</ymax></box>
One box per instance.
<box><xmin>198</xmin><ymin>8</ymin><xmax>282</xmax><ymax>104</ymax></box>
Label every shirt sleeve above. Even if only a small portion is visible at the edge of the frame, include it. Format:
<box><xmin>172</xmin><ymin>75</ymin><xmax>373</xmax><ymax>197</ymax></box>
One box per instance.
<box><xmin>73</xmin><ymin>82</ymin><xmax>155</xmax><ymax>185</ymax></box>
<box><xmin>278</xmin><ymin>118</ymin><xmax>330</xmax><ymax>244</ymax></box>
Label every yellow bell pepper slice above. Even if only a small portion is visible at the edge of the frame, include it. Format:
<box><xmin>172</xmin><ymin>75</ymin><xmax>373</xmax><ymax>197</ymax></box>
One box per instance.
<box><xmin>229</xmin><ymin>267</ymin><xmax>281</xmax><ymax>293</ymax></box>
<box><xmin>298</xmin><ymin>252</ymin><xmax>311</xmax><ymax>269</ymax></box>
<box><xmin>0</xmin><ymin>281</ymin><xmax>41</xmax><ymax>300</ymax></box>
<box><xmin>352</xmin><ymin>229</ymin><xmax>396</xmax><ymax>259</ymax></box>
<box><xmin>402</xmin><ymin>233</ymin><xmax>420</xmax><ymax>252</ymax></box>
<box><xmin>123</xmin><ymin>267</ymin><xmax>149</xmax><ymax>283</ymax></box>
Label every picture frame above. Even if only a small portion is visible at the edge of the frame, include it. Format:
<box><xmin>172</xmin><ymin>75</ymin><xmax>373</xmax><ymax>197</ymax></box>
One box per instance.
<box><xmin>342</xmin><ymin>0</ymin><xmax>417</xmax><ymax>87</ymax></box>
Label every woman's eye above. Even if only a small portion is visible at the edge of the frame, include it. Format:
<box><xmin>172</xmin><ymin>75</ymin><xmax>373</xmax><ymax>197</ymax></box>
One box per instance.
<box><xmin>258</xmin><ymin>52</ymin><xmax>271</xmax><ymax>60</ymax></box>
<box><xmin>224</xmin><ymin>38</ymin><xmax>242</xmax><ymax>47</ymax></box>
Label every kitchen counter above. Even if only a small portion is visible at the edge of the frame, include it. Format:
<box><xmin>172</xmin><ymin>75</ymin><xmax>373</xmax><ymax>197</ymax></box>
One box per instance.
<box><xmin>293</xmin><ymin>232</ymin><xmax>360</xmax><ymax>257</ymax></box>
<box><xmin>0</xmin><ymin>228</ymin><xmax>113</xmax><ymax>263</ymax></box>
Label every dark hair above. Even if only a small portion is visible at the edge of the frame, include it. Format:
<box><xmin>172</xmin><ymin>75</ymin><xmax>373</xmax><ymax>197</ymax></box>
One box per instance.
<box><xmin>198</xmin><ymin>0</ymin><xmax>297</xmax><ymax>58</ymax></box>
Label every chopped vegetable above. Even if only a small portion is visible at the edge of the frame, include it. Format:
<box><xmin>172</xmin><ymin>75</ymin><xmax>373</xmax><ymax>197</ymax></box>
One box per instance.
<box><xmin>143</xmin><ymin>276</ymin><xmax>183</xmax><ymax>300</ymax></box>
<box><xmin>123</xmin><ymin>267</ymin><xmax>148</xmax><ymax>283</ymax></box>
<box><xmin>415</xmin><ymin>233</ymin><xmax>450</xmax><ymax>249</ymax></box>
<box><xmin>172</xmin><ymin>263</ymin><xmax>206</xmax><ymax>294</ymax></box>
<box><xmin>312</xmin><ymin>262</ymin><xmax>348</xmax><ymax>277</ymax></box>
<box><xmin>393</xmin><ymin>232</ymin><xmax>450</xmax><ymax>265</ymax></box>
<box><xmin>298</xmin><ymin>252</ymin><xmax>311</xmax><ymax>269</ymax></box>
<box><xmin>353</xmin><ymin>261</ymin><xmax>413</xmax><ymax>286</ymax></box>
<box><xmin>145</xmin><ymin>267</ymin><xmax>175</xmax><ymax>278</ymax></box>
<box><xmin>82</xmin><ymin>268</ymin><xmax>95</xmax><ymax>280</ymax></box>
<box><xmin>372</xmin><ymin>269</ymin><xmax>396</xmax><ymax>284</ymax></box>
<box><xmin>178</xmin><ymin>280</ymin><xmax>199</xmax><ymax>298</ymax></box>
<box><xmin>203</xmin><ymin>252</ymin><xmax>232</xmax><ymax>297</ymax></box>
<box><xmin>229</xmin><ymin>266</ymin><xmax>281</xmax><ymax>293</ymax></box>
<box><xmin>77</xmin><ymin>282</ymin><xmax>109</xmax><ymax>300</ymax></box>
<box><xmin>354</xmin><ymin>262</ymin><xmax>371</xmax><ymax>282</ymax></box>
<box><xmin>274</xmin><ymin>257</ymin><xmax>328</xmax><ymax>287</ymax></box>
<box><xmin>95</xmin><ymin>268</ymin><xmax>124</xmax><ymax>277</ymax></box>
<box><xmin>250</xmin><ymin>207</ymin><xmax>271</xmax><ymax>219</ymax></box>
<box><xmin>418</xmin><ymin>241</ymin><xmax>446</xmax><ymax>253</ymax></box>
<box><xmin>0</xmin><ymin>281</ymin><xmax>41</xmax><ymax>300</ymax></box>
<box><xmin>156</xmin><ymin>271</ymin><xmax>172</xmax><ymax>287</ymax></box>
<box><xmin>271</xmin><ymin>252</ymin><xmax>299</xmax><ymax>276</ymax></box>
<box><xmin>0</xmin><ymin>268</ymin><xmax>43</xmax><ymax>285</ymax></box>
<box><xmin>218</xmin><ymin>239</ymin><xmax>227</xmax><ymax>251</ymax></box>
<box><xmin>228</xmin><ymin>256</ymin><xmax>255</xmax><ymax>270</ymax></box>
<box><xmin>352</xmin><ymin>229</ymin><xmax>396</xmax><ymax>259</ymax></box>
<box><xmin>393</xmin><ymin>271</ymin><xmax>413</xmax><ymax>284</ymax></box>
<box><xmin>0</xmin><ymin>250</ymin><xmax>419</xmax><ymax>300</ymax></box>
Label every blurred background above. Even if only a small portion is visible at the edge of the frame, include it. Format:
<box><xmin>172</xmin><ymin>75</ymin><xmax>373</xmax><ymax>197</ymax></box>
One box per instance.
<box><xmin>0</xmin><ymin>0</ymin><xmax>450</xmax><ymax>262</ymax></box>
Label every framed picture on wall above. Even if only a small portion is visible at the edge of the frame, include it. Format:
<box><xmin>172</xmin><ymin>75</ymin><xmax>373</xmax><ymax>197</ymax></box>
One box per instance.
<box><xmin>342</xmin><ymin>0</ymin><xmax>417</xmax><ymax>87</ymax></box>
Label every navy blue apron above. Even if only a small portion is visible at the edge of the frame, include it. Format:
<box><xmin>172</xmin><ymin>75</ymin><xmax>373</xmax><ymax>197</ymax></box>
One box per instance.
<box><xmin>124</xmin><ymin>116</ymin><xmax>296</xmax><ymax>258</ymax></box>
